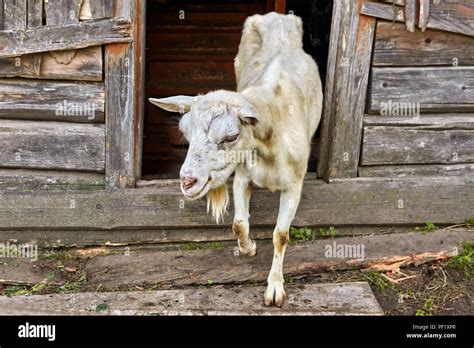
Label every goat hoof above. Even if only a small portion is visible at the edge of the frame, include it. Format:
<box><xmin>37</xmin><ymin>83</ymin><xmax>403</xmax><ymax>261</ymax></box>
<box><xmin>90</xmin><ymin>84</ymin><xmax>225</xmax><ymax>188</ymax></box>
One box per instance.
<box><xmin>238</xmin><ymin>239</ymin><xmax>257</xmax><ymax>257</ymax></box>
<box><xmin>264</xmin><ymin>282</ymin><xmax>286</xmax><ymax>307</ymax></box>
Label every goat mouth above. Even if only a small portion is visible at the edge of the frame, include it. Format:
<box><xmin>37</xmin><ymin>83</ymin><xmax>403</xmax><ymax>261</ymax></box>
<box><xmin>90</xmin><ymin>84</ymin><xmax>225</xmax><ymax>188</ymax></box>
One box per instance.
<box><xmin>183</xmin><ymin>177</ymin><xmax>211</xmax><ymax>200</ymax></box>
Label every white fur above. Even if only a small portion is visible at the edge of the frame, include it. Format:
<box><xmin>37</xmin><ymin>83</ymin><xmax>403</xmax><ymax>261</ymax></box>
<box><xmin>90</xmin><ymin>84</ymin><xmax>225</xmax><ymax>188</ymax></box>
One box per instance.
<box><xmin>149</xmin><ymin>12</ymin><xmax>323</xmax><ymax>307</ymax></box>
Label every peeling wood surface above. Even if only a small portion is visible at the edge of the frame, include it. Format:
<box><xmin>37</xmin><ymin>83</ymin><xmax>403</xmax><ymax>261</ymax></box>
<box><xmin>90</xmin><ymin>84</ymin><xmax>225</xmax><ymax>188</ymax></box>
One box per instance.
<box><xmin>362</xmin><ymin>126</ymin><xmax>474</xmax><ymax>165</ymax></box>
<box><xmin>0</xmin><ymin>120</ymin><xmax>105</xmax><ymax>172</ymax></box>
<box><xmin>370</xmin><ymin>67</ymin><xmax>474</xmax><ymax>113</ymax></box>
<box><xmin>0</xmin><ymin>18</ymin><xmax>132</xmax><ymax>58</ymax></box>
<box><xmin>428</xmin><ymin>0</ymin><xmax>474</xmax><ymax>37</ymax></box>
<box><xmin>0</xmin><ymin>282</ymin><xmax>383</xmax><ymax>315</ymax></box>
<box><xmin>0</xmin><ymin>258</ymin><xmax>65</xmax><ymax>286</ymax></box>
<box><xmin>0</xmin><ymin>78</ymin><xmax>105</xmax><ymax>122</ymax></box>
<box><xmin>0</xmin><ymin>177</ymin><xmax>472</xmax><ymax>230</ymax></box>
<box><xmin>373</xmin><ymin>22</ymin><xmax>474</xmax><ymax>66</ymax></box>
<box><xmin>0</xmin><ymin>46</ymin><xmax>103</xmax><ymax>81</ymax></box>
<box><xmin>84</xmin><ymin>229</ymin><xmax>472</xmax><ymax>290</ymax></box>
<box><xmin>3</xmin><ymin>0</ymin><xmax>27</xmax><ymax>30</ymax></box>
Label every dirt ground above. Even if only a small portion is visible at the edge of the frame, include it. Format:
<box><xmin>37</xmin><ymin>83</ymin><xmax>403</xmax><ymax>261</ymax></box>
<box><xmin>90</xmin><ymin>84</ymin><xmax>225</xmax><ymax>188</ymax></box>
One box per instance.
<box><xmin>1</xmin><ymin>240</ymin><xmax>472</xmax><ymax>315</ymax></box>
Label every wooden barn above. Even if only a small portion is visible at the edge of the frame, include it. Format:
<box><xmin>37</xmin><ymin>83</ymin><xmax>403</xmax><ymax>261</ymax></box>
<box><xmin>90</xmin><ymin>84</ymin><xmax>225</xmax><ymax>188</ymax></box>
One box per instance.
<box><xmin>0</xmin><ymin>0</ymin><xmax>472</xmax><ymax>247</ymax></box>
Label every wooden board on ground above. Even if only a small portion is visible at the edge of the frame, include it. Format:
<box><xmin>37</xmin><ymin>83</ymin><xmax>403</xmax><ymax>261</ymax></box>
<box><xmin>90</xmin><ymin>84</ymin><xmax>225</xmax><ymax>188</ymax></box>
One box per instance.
<box><xmin>359</xmin><ymin>163</ymin><xmax>474</xmax><ymax>178</ymax></box>
<box><xmin>84</xmin><ymin>229</ymin><xmax>472</xmax><ymax>290</ymax></box>
<box><xmin>0</xmin><ymin>282</ymin><xmax>383</xmax><ymax>315</ymax></box>
<box><xmin>0</xmin><ymin>177</ymin><xmax>473</xmax><ymax>229</ymax></box>
<box><xmin>0</xmin><ymin>258</ymin><xmax>64</xmax><ymax>286</ymax></box>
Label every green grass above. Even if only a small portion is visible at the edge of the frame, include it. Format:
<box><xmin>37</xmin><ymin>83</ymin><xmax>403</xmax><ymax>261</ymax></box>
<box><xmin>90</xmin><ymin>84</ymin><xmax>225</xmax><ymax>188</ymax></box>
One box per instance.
<box><xmin>319</xmin><ymin>226</ymin><xmax>340</xmax><ymax>237</ymax></box>
<box><xmin>411</xmin><ymin>221</ymin><xmax>438</xmax><ymax>233</ymax></box>
<box><xmin>363</xmin><ymin>271</ymin><xmax>398</xmax><ymax>294</ymax></box>
<box><xmin>183</xmin><ymin>242</ymin><xmax>225</xmax><ymax>251</ymax></box>
<box><xmin>465</xmin><ymin>217</ymin><xmax>474</xmax><ymax>226</ymax></box>
<box><xmin>416</xmin><ymin>298</ymin><xmax>434</xmax><ymax>316</ymax></box>
<box><xmin>447</xmin><ymin>243</ymin><xmax>473</xmax><ymax>279</ymax></box>
<box><xmin>57</xmin><ymin>272</ymin><xmax>87</xmax><ymax>293</ymax></box>
<box><xmin>289</xmin><ymin>227</ymin><xmax>314</xmax><ymax>244</ymax></box>
<box><xmin>4</xmin><ymin>283</ymin><xmax>47</xmax><ymax>297</ymax></box>
<box><xmin>95</xmin><ymin>303</ymin><xmax>109</xmax><ymax>313</ymax></box>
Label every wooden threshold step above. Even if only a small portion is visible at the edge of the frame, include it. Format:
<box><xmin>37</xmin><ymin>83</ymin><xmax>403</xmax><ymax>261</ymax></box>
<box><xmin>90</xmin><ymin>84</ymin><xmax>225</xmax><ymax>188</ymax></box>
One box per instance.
<box><xmin>0</xmin><ymin>282</ymin><xmax>383</xmax><ymax>316</ymax></box>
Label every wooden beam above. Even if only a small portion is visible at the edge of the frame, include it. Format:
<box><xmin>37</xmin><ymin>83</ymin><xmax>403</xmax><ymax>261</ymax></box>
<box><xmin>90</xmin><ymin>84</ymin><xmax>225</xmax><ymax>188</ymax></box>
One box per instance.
<box><xmin>3</xmin><ymin>0</ymin><xmax>27</xmax><ymax>30</ymax></box>
<box><xmin>370</xmin><ymin>67</ymin><xmax>474</xmax><ymax>113</ymax></box>
<box><xmin>404</xmin><ymin>0</ymin><xmax>416</xmax><ymax>32</ymax></box>
<box><xmin>360</xmin><ymin>2</ymin><xmax>405</xmax><ymax>23</ymax></box>
<box><xmin>0</xmin><ymin>120</ymin><xmax>105</xmax><ymax>172</ymax></box>
<box><xmin>0</xmin><ymin>169</ymin><xmax>105</xmax><ymax>191</ymax></box>
<box><xmin>0</xmin><ymin>79</ymin><xmax>105</xmax><ymax>122</ymax></box>
<box><xmin>317</xmin><ymin>0</ymin><xmax>376</xmax><ymax>180</ymax></box>
<box><xmin>0</xmin><ymin>18</ymin><xmax>132</xmax><ymax>58</ymax></box>
<box><xmin>0</xmin><ymin>177</ymin><xmax>472</xmax><ymax>229</ymax></box>
<box><xmin>359</xmin><ymin>163</ymin><xmax>474</xmax><ymax>178</ymax></box>
<box><xmin>363</xmin><ymin>114</ymin><xmax>474</xmax><ymax>129</ymax></box>
<box><xmin>105</xmin><ymin>0</ymin><xmax>138</xmax><ymax>188</ymax></box>
<box><xmin>361</xmin><ymin>126</ymin><xmax>474</xmax><ymax>165</ymax></box>
<box><xmin>0</xmin><ymin>283</ymin><xmax>383</xmax><ymax>315</ymax></box>
<box><xmin>428</xmin><ymin>0</ymin><xmax>474</xmax><ymax>37</ymax></box>
<box><xmin>373</xmin><ymin>22</ymin><xmax>474</xmax><ymax>67</ymax></box>
<box><xmin>419</xmin><ymin>0</ymin><xmax>430</xmax><ymax>32</ymax></box>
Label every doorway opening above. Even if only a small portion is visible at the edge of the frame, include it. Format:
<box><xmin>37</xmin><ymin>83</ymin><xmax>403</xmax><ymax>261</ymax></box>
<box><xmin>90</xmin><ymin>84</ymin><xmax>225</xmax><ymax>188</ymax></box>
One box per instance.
<box><xmin>142</xmin><ymin>0</ymin><xmax>334</xmax><ymax>180</ymax></box>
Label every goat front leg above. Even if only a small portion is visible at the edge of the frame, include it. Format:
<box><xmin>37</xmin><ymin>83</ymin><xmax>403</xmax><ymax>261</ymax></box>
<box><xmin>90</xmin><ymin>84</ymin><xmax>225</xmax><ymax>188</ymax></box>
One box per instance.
<box><xmin>264</xmin><ymin>181</ymin><xmax>302</xmax><ymax>307</ymax></box>
<box><xmin>232</xmin><ymin>168</ymin><xmax>257</xmax><ymax>256</ymax></box>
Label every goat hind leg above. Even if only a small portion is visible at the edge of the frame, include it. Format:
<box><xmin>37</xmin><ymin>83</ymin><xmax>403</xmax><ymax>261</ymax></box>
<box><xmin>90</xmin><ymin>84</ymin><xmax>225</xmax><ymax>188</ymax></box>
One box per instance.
<box><xmin>232</xmin><ymin>170</ymin><xmax>256</xmax><ymax>256</ymax></box>
<box><xmin>264</xmin><ymin>182</ymin><xmax>302</xmax><ymax>307</ymax></box>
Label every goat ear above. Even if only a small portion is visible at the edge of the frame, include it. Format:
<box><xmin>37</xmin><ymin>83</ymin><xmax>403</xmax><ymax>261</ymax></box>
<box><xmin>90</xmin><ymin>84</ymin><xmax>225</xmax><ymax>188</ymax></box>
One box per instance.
<box><xmin>235</xmin><ymin>104</ymin><xmax>259</xmax><ymax>126</ymax></box>
<box><xmin>149</xmin><ymin>96</ymin><xmax>196</xmax><ymax>114</ymax></box>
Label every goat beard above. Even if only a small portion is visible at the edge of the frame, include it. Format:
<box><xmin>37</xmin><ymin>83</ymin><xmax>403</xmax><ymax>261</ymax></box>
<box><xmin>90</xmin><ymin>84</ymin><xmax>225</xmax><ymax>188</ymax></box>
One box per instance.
<box><xmin>206</xmin><ymin>184</ymin><xmax>229</xmax><ymax>224</ymax></box>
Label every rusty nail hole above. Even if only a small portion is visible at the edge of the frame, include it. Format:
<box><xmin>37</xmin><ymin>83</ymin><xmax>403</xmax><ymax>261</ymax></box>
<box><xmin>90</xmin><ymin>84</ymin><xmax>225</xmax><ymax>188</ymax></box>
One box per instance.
<box><xmin>425</xmin><ymin>37</ymin><xmax>432</xmax><ymax>44</ymax></box>
<box><xmin>382</xmin><ymin>82</ymin><xmax>388</xmax><ymax>88</ymax></box>
<box><xmin>462</xmin><ymin>86</ymin><xmax>467</xmax><ymax>90</ymax></box>
<box><xmin>96</xmin><ymin>203</ymin><xmax>102</xmax><ymax>209</ymax></box>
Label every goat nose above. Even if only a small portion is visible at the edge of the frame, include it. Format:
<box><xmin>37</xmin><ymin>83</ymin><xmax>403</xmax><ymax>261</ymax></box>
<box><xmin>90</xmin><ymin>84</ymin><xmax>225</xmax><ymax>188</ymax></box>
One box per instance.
<box><xmin>181</xmin><ymin>176</ymin><xmax>198</xmax><ymax>190</ymax></box>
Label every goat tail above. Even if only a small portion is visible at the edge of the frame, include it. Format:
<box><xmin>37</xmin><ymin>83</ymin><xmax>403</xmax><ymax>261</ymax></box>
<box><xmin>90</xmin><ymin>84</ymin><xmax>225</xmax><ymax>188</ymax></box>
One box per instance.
<box><xmin>207</xmin><ymin>184</ymin><xmax>229</xmax><ymax>225</ymax></box>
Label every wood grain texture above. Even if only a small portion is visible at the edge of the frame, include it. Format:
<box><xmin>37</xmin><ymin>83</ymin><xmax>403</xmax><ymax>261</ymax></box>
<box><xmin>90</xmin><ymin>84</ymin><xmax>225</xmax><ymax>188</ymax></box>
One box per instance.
<box><xmin>3</xmin><ymin>0</ymin><xmax>27</xmax><ymax>30</ymax></box>
<box><xmin>370</xmin><ymin>67</ymin><xmax>474</xmax><ymax>113</ymax></box>
<box><xmin>0</xmin><ymin>283</ymin><xmax>383</xmax><ymax>315</ymax></box>
<box><xmin>0</xmin><ymin>177</ymin><xmax>473</xmax><ymax>229</ymax></box>
<box><xmin>0</xmin><ymin>0</ymin><xmax>3</xmax><ymax>30</ymax></box>
<box><xmin>0</xmin><ymin>79</ymin><xmax>105</xmax><ymax>122</ymax></box>
<box><xmin>404</xmin><ymin>0</ymin><xmax>416</xmax><ymax>32</ymax></box>
<box><xmin>362</xmin><ymin>126</ymin><xmax>474</xmax><ymax>165</ymax></box>
<box><xmin>0</xmin><ymin>169</ymin><xmax>105</xmax><ymax>191</ymax></box>
<box><xmin>0</xmin><ymin>46</ymin><xmax>103</xmax><ymax>81</ymax></box>
<box><xmin>373</xmin><ymin>22</ymin><xmax>474</xmax><ymax>66</ymax></box>
<box><xmin>317</xmin><ymin>0</ymin><xmax>376</xmax><ymax>179</ymax></box>
<box><xmin>27</xmin><ymin>0</ymin><xmax>43</xmax><ymax>28</ymax></box>
<box><xmin>363</xmin><ymin>114</ymin><xmax>474</xmax><ymax>129</ymax></box>
<box><xmin>359</xmin><ymin>163</ymin><xmax>474</xmax><ymax>178</ymax></box>
<box><xmin>428</xmin><ymin>0</ymin><xmax>474</xmax><ymax>36</ymax></box>
<box><xmin>419</xmin><ymin>0</ymin><xmax>430</xmax><ymax>32</ymax></box>
<box><xmin>360</xmin><ymin>2</ymin><xmax>405</xmax><ymax>23</ymax></box>
<box><xmin>105</xmin><ymin>0</ymin><xmax>137</xmax><ymax>188</ymax></box>
<box><xmin>84</xmin><ymin>229</ymin><xmax>471</xmax><ymax>290</ymax></box>
<box><xmin>0</xmin><ymin>120</ymin><xmax>105</xmax><ymax>171</ymax></box>
<box><xmin>0</xmin><ymin>18</ymin><xmax>132</xmax><ymax>58</ymax></box>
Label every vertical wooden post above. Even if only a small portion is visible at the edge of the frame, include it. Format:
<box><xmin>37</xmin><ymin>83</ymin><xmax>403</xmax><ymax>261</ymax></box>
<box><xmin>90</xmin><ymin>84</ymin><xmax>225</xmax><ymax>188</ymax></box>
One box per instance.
<box><xmin>275</xmin><ymin>0</ymin><xmax>285</xmax><ymax>13</ymax></box>
<box><xmin>105</xmin><ymin>0</ymin><xmax>138</xmax><ymax>188</ymax></box>
<box><xmin>317</xmin><ymin>0</ymin><xmax>376</xmax><ymax>181</ymax></box>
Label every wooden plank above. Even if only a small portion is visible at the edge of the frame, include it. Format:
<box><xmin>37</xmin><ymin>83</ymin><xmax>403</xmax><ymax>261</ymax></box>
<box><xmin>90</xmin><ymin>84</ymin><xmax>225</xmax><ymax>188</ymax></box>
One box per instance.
<box><xmin>0</xmin><ymin>120</ymin><xmax>105</xmax><ymax>172</ymax></box>
<box><xmin>363</xmin><ymin>114</ymin><xmax>474</xmax><ymax>129</ymax></box>
<box><xmin>0</xmin><ymin>258</ymin><xmax>65</xmax><ymax>286</ymax></box>
<box><xmin>360</xmin><ymin>2</ymin><xmax>405</xmax><ymax>23</ymax></box>
<box><xmin>370</xmin><ymin>67</ymin><xmax>474</xmax><ymax>113</ymax></box>
<box><xmin>0</xmin><ymin>177</ymin><xmax>473</xmax><ymax>229</ymax></box>
<box><xmin>0</xmin><ymin>79</ymin><xmax>105</xmax><ymax>122</ymax></box>
<box><xmin>0</xmin><ymin>18</ymin><xmax>132</xmax><ymax>58</ymax></box>
<box><xmin>45</xmin><ymin>0</ymin><xmax>81</xmax><ymax>25</ymax></box>
<box><xmin>361</xmin><ymin>126</ymin><xmax>474</xmax><ymax>165</ymax></box>
<box><xmin>419</xmin><ymin>0</ymin><xmax>430</xmax><ymax>32</ymax></box>
<box><xmin>317</xmin><ymin>0</ymin><xmax>342</xmax><ymax>179</ymax></box>
<box><xmin>0</xmin><ymin>46</ymin><xmax>103</xmax><ymax>81</ymax></box>
<box><xmin>27</xmin><ymin>0</ymin><xmax>43</xmax><ymax>28</ymax></box>
<box><xmin>105</xmin><ymin>0</ymin><xmax>137</xmax><ymax>188</ymax></box>
<box><xmin>84</xmin><ymin>229</ymin><xmax>471</xmax><ymax>290</ymax></box>
<box><xmin>428</xmin><ymin>0</ymin><xmax>474</xmax><ymax>37</ymax></box>
<box><xmin>0</xmin><ymin>283</ymin><xmax>383</xmax><ymax>315</ymax></box>
<box><xmin>317</xmin><ymin>0</ymin><xmax>376</xmax><ymax>179</ymax></box>
<box><xmin>359</xmin><ymin>163</ymin><xmax>474</xmax><ymax>177</ymax></box>
<box><xmin>404</xmin><ymin>0</ymin><xmax>416</xmax><ymax>32</ymax></box>
<box><xmin>90</xmin><ymin>0</ymin><xmax>115</xmax><ymax>19</ymax></box>
<box><xmin>0</xmin><ymin>0</ymin><xmax>3</xmax><ymax>30</ymax></box>
<box><xmin>3</xmin><ymin>0</ymin><xmax>27</xmax><ymax>30</ymax></box>
<box><xmin>0</xmin><ymin>169</ymin><xmax>105</xmax><ymax>191</ymax></box>
<box><xmin>373</xmin><ymin>22</ymin><xmax>474</xmax><ymax>66</ymax></box>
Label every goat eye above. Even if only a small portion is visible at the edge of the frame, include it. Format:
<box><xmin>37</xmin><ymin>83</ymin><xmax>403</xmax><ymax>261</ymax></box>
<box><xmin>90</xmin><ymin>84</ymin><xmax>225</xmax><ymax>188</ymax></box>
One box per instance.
<box><xmin>223</xmin><ymin>134</ymin><xmax>239</xmax><ymax>143</ymax></box>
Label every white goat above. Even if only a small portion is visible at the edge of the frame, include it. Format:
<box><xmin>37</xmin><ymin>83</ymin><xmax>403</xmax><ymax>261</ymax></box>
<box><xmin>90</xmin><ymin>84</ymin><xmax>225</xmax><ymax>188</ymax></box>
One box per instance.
<box><xmin>150</xmin><ymin>12</ymin><xmax>323</xmax><ymax>307</ymax></box>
